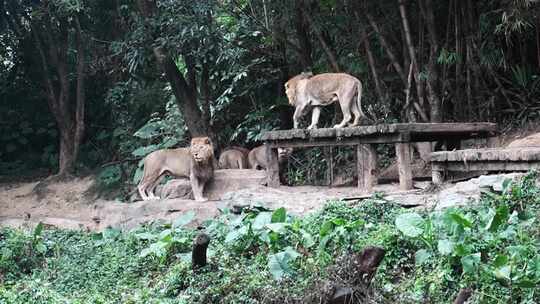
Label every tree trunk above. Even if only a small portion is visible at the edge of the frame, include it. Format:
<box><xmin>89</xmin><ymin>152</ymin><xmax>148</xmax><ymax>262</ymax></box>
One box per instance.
<box><xmin>358</xmin><ymin>15</ymin><xmax>385</xmax><ymax>103</ymax></box>
<box><xmin>153</xmin><ymin>47</ymin><xmax>208</xmax><ymax>137</ymax></box>
<box><xmin>295</xmin><ymin>0</ymin><xmax>313</xmax><ymax>70</ymax></box>
<box><xmin>420</xmin><ymin>0</ymin><xmax>442</xmax><ymax>122</ymax></box>
<box><xmin>73</xmin><ymin>15</ymin><xmax>86</xmax><ymax>166</ymax></box>
<box><xmin>30</xmin><ymin>14</ymin><xmax>83</xmax><ymax>176</ymax></box>
<box><xmin>303</xmin><ymin>11</ymin><xmax>340</xmax><ymax>72</ymax></box>
<box><xmin>398</xmin><ymin>0</ymin><xmax>429</xmax><ymax>122</ymax></box>
<box><xmin>366</xmin><ymin>12</ymin><xmax>407</xmax><ymax>85</ymax></box>
<box><xmin>139</xmin><ymin>0</ymin><xmax>212</xmax><ymax>138</ymax></box>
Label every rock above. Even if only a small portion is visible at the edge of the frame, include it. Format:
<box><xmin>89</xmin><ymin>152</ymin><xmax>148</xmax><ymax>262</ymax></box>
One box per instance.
<box><xmin>378</xmin><ymin>159</ymin><xmax>431</xmax><ymax>182</ymax></box>
<box><xmin>160</xmin><ymin>179</ymin><xmax>193</xmax><ymax>200</ymax></box>
<box><xmin>435</xmin><ymin>173</ymin><xmax>524</xmax><ymax>210</ymax></box>
<box><xmin>159</xmin><ymin>169</ymin><xmax>266</xmax><ymax>200</ymax></box>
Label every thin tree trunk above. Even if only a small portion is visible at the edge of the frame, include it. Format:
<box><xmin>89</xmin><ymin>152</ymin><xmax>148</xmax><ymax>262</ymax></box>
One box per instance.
<box><xmin>420</xmin><ymin>0</ymin><xmax>442</xmax><ymax>122</ymax></box>
<box><xmin>73</xmin><ymin>15</ymin><xmax>86</xmax><ymax>164</ymax></box>
<box><xmin>455</xmin><ymin>0</ymin><xmax>464</xmax><ymax>120</ymax></box>
<box><xmin>357</xmin><ymin>15</ymin><xmax>384</xmax><ymax>103</ymax></box>
<box><xmin>366</xmin><ymin>12</ymin><xmax>407</xmax><ymax>85</ymax></box>
<box><xmin>303</xmin><ymin>12</ymin><xmax>340</xmax><ymax>72</ymax></box>
<box><xmin>295</xmin><ymin>0</ymin><xmax>313</xmax><ymax>70</ymax></box>
<box><xmin>398</xmin><ymin>0</ymin><xmax>429</xmax><ymax>122</ymax></box>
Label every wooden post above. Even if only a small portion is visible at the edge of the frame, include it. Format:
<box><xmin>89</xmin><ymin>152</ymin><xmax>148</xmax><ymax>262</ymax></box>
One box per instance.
<box><xmin>432</xmin><ymin>165</ymin><xmax>444</xmax><ymax>185</ymax></box>
<box><xmin>266</xmin><ymin>145</ymin><xmax>280</xmax><ymax>187</ymax></box>
<box><xmin>487</xmin><ymin>136</ymin><xmax>500</xmax><ymax>148</ymax></box>
<box><xmin>324</xmin><ymin>147</ymin><xmax>334</xmax><ymax>186</ymax></box>
<box><xmin>357</xmin><ymin>144</ymin><xmax>377</xmax><ymax>193</ymax></box>
<box><xmin>192</xmin><ymin>232</ymin><xmax>210</xmax><ymax>269</ymax></box>
<box><xmin>395</xmin><ymin>143</ymin><xmax>413</xmax><ymax>190</ymax></box>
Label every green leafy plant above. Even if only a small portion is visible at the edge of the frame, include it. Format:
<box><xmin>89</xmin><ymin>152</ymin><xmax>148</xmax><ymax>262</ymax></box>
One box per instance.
<box><xmin>137</xmin><ymin>211</ymin><xmax>196</xmax><ymax>264</ymax></box>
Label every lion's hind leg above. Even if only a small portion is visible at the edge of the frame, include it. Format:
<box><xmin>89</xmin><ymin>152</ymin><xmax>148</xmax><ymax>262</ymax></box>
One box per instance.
<box><xmin>147</xmin><ymin>171</ymin><xmax>168</xmax><ymax>200</ymax></box>
<box><xmin>350</xmin><ymin>97</ymin><xmax>362</xmax><ymax>127</ymax></box>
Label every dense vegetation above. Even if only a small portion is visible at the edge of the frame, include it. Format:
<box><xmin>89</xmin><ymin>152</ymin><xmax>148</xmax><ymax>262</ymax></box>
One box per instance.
<box><xmin>1</xmin><ymin>173</ymin><xmax>539</xmax><ymax>303</ymax></box>
<box><xmin>1</xmin><ymin>0</ymin><xmax>540</xmax><ymax>182</ymax></box>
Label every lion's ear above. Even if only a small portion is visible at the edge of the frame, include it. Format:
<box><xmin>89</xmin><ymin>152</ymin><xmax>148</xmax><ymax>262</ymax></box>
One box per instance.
<box><xmin>302</xmin><ymin>71</ymin><xmax>313</xmax><ymax>78</ymax></box>
<box><xmin>204</xmin><ymin>137</ymin><xmax>210</xmax><ymax>144</ymax></box>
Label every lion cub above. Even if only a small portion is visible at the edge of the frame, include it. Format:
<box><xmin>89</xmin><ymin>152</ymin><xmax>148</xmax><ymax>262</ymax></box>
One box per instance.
<box><xmin>137</xmin><ymin>137</ymin><xmax>215</xmax><ymax>201</ymax></box>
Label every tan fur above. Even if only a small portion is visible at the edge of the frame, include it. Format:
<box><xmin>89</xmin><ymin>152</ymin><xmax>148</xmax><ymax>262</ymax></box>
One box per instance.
<box><xmin>219</xmin><ymin>148</ymin><xmax>249</xmax><ymax>169</ymax></box>
<box><xmin>248</xmin><ymin>145</ymin><xmax>292</xmax><ymax>170</ymax></box>
<box><xmin>137</xmin><ymin>137</ymin><xmax>215</xmax><ymax>201</ymax></box>
<box><xmin>507</xmin><ymin>132</ymin><xmax>540</xmax><ymax>148</ymax></box>
<box><xmin>285</xmin><ymin>72</ymin><xmax>366</xmax><ymax>129</ymax></box>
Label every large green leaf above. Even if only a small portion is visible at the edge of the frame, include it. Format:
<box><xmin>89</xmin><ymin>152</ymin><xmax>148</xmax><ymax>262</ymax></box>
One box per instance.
<box><xmin>131</xmin><ymin>145</ymin><xmax>159</xmax><ymax>157</ymax></box>
<box><xmin>134</xmin><ymin>122</ymin><xmax>161</xmax><ymax>139</ymax></box>
<box><xmin>271</xmin><ymin>207</ymin><xmax>286</xmax><ymax>223</ymax></box>
<box><xmin>449</xmin><ymin>212</ymin><xmax>473</xmax><ymax>228</ymax></box>
<box><xmin>252</xmin><ymin>212</ymin><xmax>272</xmax><ymax>230</ymax></box>
<box><xmin>415</xmin><ymin>249</ymin><xmax>432</xmax><ymax>265</ymax></box>
<box><xmin>268</xmin><ymin>247</ymin><xmax>301</xmax><ymax>280</ymax></box>
<box><xmin>173</xmin><ymin>211</ymin><xmax>196</xmax><ymax>228</ymax></box>
<box><xmin>395</xmin><ymin>213</ymin><xmax>425</xmax><ymax>237</ymax></box>
<box><xmin>485</xmin><ymin>205</ymin><xmax>509</xmax><ymax>232</ymax></box>
<box><xmin>461</xmin><ymin>253</ymin><xmax>481</xmax><ymax>274</ymax></box>
<box><xmin>437</xmin><ymin>239</ymin><xmax>454</xmax><ymax>256</ymax></box>
<box><xmin>225</xmin><ymin>225</ymin><xmax>248</xmax><ymax>244</ymax></box>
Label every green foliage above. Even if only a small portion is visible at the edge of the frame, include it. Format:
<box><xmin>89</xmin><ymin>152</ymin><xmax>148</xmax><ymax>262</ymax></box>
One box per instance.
<box><xmin>2</xmin><ymin>173</ymin><xmax>540</xmax><ymax>303</ymax></box>
<box><xmin>0</xmin><ymin>223</ymin><xmax>47</xmax><ymax>281</ymax></box>
<box><xmin>392</xmin><ymin>172</ymin><xmax>540</xmax><ymax>302</ymax></box>
<box><xmin>137</xmin><ymin>211</ymin><xmax>196</xmax><ymax>264</ymax></box>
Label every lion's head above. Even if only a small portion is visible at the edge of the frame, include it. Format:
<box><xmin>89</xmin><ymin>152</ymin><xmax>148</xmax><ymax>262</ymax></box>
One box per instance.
<box><xmin>284</xmin><ymin>72</ymin><xmax>313</xmax><ymax>105</ymax></box>
<box><xmin>190</xmin><ymin>137</ymin><xmax>214</xmax><ymax>164</ymax></box>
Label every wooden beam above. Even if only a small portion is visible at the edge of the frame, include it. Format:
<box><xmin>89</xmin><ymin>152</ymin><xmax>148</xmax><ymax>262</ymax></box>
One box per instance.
<box><xmin>432</xmin><ymin>161</ymin><xmax>540</xmax><ymax>172</ymax></box>
<box><xmin>266</xmin><ymin>145</ymin><xmax>280</xmax><ymax>187</ymax></box>
<box><xmin>267</xmin><ymin>133</ymin><xmax>409</xmax><ymax>148</ymax></box>
<box><xmin>396</xmin><ymin>142</ymin><xmax>413</xmax><ymax>190</ymax></box>
<box><xmin>432</xmin><ymin>168</ymin><xmax>444</xmax><ymax>185</ymax></box>
<box><xmin>357</xmin><ymin>144</ymin><xmax>378</xmax><ymax>193</ymax></box>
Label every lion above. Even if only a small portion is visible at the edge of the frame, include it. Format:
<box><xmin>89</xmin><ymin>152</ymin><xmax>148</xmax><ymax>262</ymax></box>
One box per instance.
<box><xmin>248</xmin><ymin>145</ymin><xmax>292</xmax><ymax>170</ymax></box>
<box><xmin>219</xmin><ymin>147</ymin><xmax>249</xmax><ymax>169</ymax></box>
<box><xmin>137</xmin><ymin>137</ymin><xmax>215</xmax><ymax>202</ymax></box>
<box><xmin>285</xmin><ymin>72</ymin><xmax>367</xmax><ymax>129</ymax></box>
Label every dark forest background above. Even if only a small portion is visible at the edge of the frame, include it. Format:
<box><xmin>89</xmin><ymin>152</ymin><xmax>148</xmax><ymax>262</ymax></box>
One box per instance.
<box><xmin>1</xmin><ymin>0</ymin><xmax>539</xmax><ymax>184</ymax></box>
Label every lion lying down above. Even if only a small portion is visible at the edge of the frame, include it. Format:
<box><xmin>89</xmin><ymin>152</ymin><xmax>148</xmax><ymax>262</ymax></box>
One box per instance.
<box><xmin>137</xmin><ymin>137</ymin><xmax>215</xmax><ymax>201</ymax></box>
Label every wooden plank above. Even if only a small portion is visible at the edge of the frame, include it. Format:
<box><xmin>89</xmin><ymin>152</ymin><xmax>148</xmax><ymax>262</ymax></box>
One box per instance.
<box><xmin>396</xmin><ymin>143</ymin><xmax>413</xmax><ymax>190</ymax></box>
<box><xmin>266</xmin><ymin>133</ymin><xmax>409</xmax><ymax>148</ymax></box>
<box><xmin>357</xmin><ymin>144</ymin><xmax>378</xmax><ymax>193</ymax></box>
<box><xmin>430</xmin><ymin>148</ymin><xmax>540</xmax><ymax>163</ymax></box>
<box><xmin>262</xmin><ymin>123</ymin><xmax>498</xmax><ymax>141</ymax></box>
<box><xmin>266</xmin><ymin>146</ymin><xmax>280</xmax><ymax>187</ymax></box>
<box><xmin>432</xmin><ymin>161</ymin><xmax>540</xmax><ymax>172</ymax></box>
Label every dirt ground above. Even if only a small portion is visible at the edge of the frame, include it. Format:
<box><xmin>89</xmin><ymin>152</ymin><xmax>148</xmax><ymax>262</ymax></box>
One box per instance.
<box><xmin>1</xmin><ymin>123</ymin><xmax>538</xmax><ymax>232</ymax></box>
<box><xmin>0</xmin><ymin>174</ymin><xmax>435</xmax><ymax>232</ymax></box>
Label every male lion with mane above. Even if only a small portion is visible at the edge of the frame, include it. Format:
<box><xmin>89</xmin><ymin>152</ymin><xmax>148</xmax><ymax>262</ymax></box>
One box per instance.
<box><xmin>137</xmin><ymin>137</ymin><xmax>215</xmax><ymax>201</ymax></box>
<box><xmin>285</xmin><ymin>72</ymin><xmax>367</xmax><ymax>129</ymax></box>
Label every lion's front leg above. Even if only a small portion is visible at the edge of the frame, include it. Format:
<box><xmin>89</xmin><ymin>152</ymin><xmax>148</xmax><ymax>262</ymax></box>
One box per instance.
<box><xmin>307</xmin><ymin>106</ymin><xmax>321</xmax><ymax>129</ymax></box>
<box><xmin>293</xmin><ymin>105</ymin><xmax>305</xmax><ymax>129</ymax></box>
<box><xmin>190</xmin><ymin>172</ymin><xmax>207</xmax><ymax>202</ymax></box>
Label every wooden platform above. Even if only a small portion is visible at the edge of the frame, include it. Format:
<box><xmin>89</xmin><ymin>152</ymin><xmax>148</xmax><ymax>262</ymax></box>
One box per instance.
<box><xmin>262</xmin><ymin>123</ymin><xmax>499</xmax><ymax>192</ymax></box>
<box><xmin>262</xmin><ymin>123</ymin><xmax>498</xmax><ymax>145</ymax></box>
<box><xmin>431</xmin><ymin>147</ymin><xmax>540</xmax><ymax>184</ymax></box>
